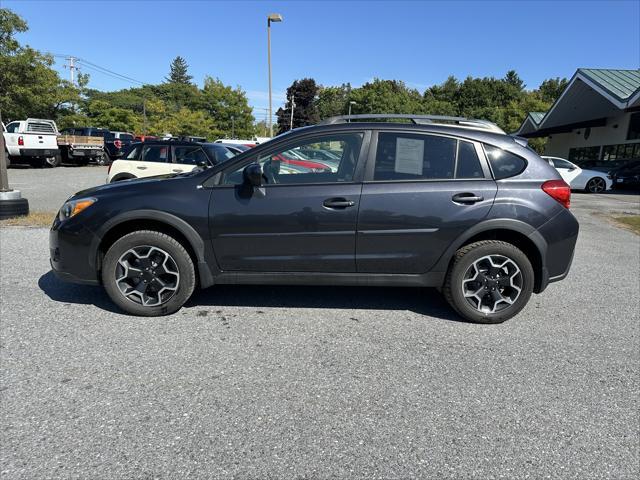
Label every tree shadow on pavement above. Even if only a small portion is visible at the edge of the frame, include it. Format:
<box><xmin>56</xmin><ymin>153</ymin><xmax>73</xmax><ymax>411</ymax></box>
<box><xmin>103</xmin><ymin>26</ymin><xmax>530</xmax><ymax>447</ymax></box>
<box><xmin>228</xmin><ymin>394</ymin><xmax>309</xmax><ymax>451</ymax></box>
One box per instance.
<box><xmin>38</xmin><ymin>270</ymin><xmax>121</xmax><ymax>314</ymax></box>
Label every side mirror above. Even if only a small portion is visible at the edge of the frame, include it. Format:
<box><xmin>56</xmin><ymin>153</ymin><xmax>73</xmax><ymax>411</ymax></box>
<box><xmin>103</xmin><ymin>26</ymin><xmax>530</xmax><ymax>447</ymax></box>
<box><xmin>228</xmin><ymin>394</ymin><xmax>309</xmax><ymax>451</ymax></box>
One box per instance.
<box><xmin>196</xmin><ymin>159</ymin><xmax>209</xmax><ymax>168</ymax></box>
<box><xmin>243</xmin><ymin>163</ymin><xmax>263</xmax><ymax>187</ymax></box>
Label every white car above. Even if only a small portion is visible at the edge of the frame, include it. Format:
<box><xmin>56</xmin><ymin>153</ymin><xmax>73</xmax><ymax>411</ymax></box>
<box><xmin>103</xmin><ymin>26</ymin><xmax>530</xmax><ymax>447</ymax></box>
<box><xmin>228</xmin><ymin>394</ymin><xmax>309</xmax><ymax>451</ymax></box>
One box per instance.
<box><xmin>107</xmin><ymin>141</ymin><xmax>236</xmax><ymax>183</ymax></box>
<box><xmin>542</xmin><ymin>156</ymin><xmax>612</xmax><ymax>193</ymax></box>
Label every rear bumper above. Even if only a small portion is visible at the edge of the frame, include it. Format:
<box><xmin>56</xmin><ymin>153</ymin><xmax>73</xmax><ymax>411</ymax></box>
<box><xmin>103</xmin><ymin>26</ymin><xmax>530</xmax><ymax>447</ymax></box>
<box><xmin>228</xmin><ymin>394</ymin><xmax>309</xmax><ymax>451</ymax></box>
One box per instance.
<box><xmin>69</xmin><ymin>149</ymin><xmax>102</xmax><ymax>157</ymax></box>
<box><xmin>534</xmin><ymin>207</ymin><xmax>579</xmax><ymax>292</ymax></box>
<box><xmin>19</xmin><ymin>148</ymin><xmax>59</xmax><ymax>157</ymax></box>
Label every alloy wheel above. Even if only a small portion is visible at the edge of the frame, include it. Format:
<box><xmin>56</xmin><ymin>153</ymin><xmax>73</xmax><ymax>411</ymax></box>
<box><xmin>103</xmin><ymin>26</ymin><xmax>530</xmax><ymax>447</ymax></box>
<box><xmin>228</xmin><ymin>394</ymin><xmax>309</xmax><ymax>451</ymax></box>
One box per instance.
<box><xmin>461</xmin><ymin>254</ymin><xmax>523</xmax><ymax>314</ymax></box>
<box><xmin>587</xmin><ymin>177</ymin><xmax>605</xmax><ymax>193</ymax></box>
<box><xmin>115</xmin><ymin>245</ymin><xmax>180</xmax><ymax>307</ymax></box>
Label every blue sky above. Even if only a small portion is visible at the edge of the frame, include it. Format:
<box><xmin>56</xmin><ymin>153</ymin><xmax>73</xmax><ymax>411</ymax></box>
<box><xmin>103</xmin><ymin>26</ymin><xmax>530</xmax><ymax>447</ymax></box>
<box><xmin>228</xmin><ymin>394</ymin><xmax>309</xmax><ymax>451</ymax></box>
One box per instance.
<box><xmin>6</xmin><ymin>0</ymin><xmax>640</xmax><ymax>123</ymax></box>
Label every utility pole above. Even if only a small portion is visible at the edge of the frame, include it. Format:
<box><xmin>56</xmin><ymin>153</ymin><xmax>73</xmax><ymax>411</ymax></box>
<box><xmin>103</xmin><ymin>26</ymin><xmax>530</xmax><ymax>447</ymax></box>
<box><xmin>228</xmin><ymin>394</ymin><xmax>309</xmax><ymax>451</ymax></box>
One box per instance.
<box><xmin>289</xmin><ymin>95</ymin><xmax>296</xmax><ymax>131</ymax></box>
<box><xmin>65</xmin><ymin>56</ymin><xmax>78</xmax><ymax>85</ymax></box>
<box><xmin>142</xmin><ymin>100</ymin><xmax>148</xmax><ymax>136</ymax></box>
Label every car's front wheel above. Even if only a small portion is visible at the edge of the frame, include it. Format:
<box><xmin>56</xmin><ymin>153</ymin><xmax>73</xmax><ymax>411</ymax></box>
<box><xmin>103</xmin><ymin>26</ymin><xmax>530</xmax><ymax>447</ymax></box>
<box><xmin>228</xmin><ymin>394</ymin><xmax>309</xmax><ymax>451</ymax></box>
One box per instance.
<box><xmin>443</xmin><ymin>240</ymin><xmax>534</xmax><ymax>324</ymax></box>
<box><xmin>585</xmin><ymin>177</ymin><xmax>606</xmax><ymax>193</ymax></box>
<box><xmin>102</xmin><ymin>230</ymin><xmax>196</xmax><ymax>316</ymax></box>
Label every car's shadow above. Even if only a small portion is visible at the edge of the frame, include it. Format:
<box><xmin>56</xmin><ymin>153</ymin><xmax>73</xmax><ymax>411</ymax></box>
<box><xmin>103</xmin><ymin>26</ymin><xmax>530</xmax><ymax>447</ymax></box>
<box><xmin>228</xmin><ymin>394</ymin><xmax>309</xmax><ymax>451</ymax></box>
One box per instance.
<box><xmin>38</xmin><ymin>270</ymin><xmax>464</xmax><ymax>322</ymax></box>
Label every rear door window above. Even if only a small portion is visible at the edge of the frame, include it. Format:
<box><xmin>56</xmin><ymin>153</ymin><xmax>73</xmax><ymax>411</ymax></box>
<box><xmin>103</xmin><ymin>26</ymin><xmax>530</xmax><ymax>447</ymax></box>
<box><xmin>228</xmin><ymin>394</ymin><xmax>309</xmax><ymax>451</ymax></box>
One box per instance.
<box><xmin>173</xmin><ymin>146</ymin><xmax>210</xmax><ymax>165</ymax></box>
<box><xmin>141</xmin><ymin>145</ymin><xmax>170</xmax><ymax>163</ymax></box>
<box><xmin>373</xmin><ymin>133</ymin><xmax>486</xmax><ymax>181</ymax></box>
<box><xmin>5</xmin><ymin>122</ymin><xmax>20</xmax><ymax>133</ymax></box>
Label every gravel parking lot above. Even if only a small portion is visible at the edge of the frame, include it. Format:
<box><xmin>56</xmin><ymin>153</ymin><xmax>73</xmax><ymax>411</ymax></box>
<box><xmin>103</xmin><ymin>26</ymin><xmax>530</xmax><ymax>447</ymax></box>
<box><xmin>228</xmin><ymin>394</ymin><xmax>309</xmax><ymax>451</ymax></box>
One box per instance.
<box><xmin>1</xmin><ymin>168</ymin><xmax>639</xmax><ymax>478</ymax></box>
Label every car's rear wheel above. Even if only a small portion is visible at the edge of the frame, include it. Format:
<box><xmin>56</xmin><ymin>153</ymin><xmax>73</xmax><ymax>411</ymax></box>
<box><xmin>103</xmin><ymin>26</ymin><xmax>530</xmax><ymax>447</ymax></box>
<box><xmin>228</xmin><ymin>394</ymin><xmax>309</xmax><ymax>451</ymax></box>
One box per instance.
<box><xmin>443</xmin><ymin>240</ymin><xmax>534</xmax><ymax>324</ymax></box>
<box><xmin>102</xmin><ymin>230</ymin><xmax>196</xmax><ymax>316</ymax></box>
<box><xmin>96</xmin><ymin>152</ymin><xmax>111</xmax><ymax>166</ymax></box>
<box><xmin>585</xmin><ymin>177</ymin><xmax>606</xmax><ymax>193</ymax></box>
<box><xmin>45</xmin><ymin>154</ymin><xmax>62</xmax><ymax>168</ymax></box>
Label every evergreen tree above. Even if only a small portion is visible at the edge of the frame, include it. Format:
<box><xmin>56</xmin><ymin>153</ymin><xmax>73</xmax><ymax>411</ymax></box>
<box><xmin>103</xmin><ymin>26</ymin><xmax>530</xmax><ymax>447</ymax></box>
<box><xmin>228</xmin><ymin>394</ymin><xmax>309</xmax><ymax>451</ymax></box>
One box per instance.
<box><xmin>165</xmin><ymin>56</ymin><xmax>193</xmax><ymax>85</ymax></box>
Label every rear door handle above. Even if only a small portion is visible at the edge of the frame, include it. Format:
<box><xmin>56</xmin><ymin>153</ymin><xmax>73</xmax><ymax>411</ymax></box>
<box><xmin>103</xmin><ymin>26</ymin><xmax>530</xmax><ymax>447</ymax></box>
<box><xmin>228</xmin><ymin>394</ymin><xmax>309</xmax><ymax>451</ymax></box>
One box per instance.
<box><xmin>136</xmin><ymin>166</ymin><xmax>147</xmax><ymax>170</ymax></box>
<box><xmin>172</xmin><ymin>169</ymin><xmax>184</xmax><ymax>173</ymax></box>
<box><xmin>323</xmin><ymin>198</ymin><xmax>356</xmax><ymax>209</ymax></box>
<box><xmin>452</xmin><ymin>193</ymin><xmax>484</xmax><ymax>204</ymax></box>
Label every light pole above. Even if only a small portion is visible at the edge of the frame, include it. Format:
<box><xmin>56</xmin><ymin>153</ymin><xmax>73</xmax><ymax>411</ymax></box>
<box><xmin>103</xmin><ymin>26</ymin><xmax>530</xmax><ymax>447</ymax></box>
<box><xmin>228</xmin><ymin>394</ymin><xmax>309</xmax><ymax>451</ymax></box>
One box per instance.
<box><xmin>348</xmin><ymin>101</ymin><xmax>357</xmax><ymax>117</ymax></box>
<box><xmin>289</xmin><ymin>95</ymin><xmax>296</xmax><ymax>131</ymax></box>
<box><xmin>267</xmin><ymin>13</ymin><xmax>283</xmax><ymax>137</ymax></box>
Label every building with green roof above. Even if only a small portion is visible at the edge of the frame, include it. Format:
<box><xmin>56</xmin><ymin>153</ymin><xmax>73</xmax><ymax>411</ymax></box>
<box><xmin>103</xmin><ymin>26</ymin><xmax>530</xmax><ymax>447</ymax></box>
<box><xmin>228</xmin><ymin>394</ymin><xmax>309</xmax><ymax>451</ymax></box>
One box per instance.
<box><xmin>516</xmin><ymin>68</ymin><xmax>640</xmax><ymax>167</ymax></box>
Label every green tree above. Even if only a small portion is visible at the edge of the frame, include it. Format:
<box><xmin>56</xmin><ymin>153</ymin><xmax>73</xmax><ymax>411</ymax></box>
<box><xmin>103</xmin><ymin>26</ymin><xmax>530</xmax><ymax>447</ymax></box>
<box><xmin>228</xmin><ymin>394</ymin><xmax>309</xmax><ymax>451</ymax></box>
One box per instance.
<box><xmin>165</xmin><ymin>56</ymin><xmax>193</xmax><ymax>85</ymax></box>
<box><xmin>315</xmin><ymin>84</ymin><xmax>352</xmax><ymax>120</ymax></box>
<box><xmin>537</xmin><ymin>77</ymin><xmax>569</xmax><ymax>104</ymax></box>
<box><xmin>0</xmin><ymin>8</ymin><xmax>82</xmax><ymax>120</ymax></box>
<box><xmin>276</xmin><ymin>78</ymin><xmax>319</xmax><ymax>134</ymax></box>
<box><xmin>201</xmin><ymin>77</ymin><xmax>254</xmax><ymax>138</ymax></box>
<box><xmin>349</xmin><ymin>79</ymin><xmax>424</xmax><ymax>116</ymax></box>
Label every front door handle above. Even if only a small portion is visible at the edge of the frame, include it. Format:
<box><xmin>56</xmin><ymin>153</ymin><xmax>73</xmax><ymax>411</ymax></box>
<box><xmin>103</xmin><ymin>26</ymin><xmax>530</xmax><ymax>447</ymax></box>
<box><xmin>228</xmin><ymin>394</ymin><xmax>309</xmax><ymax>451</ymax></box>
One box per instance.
<box><xmin>452</xmin><ymin>193</ymin><xmax>484</xmax><ymax>204</ymax></box>
<box><xmin>172</xmin><ymin>169</ymin><xmax>184</xmax><ymax>173</ymax></box>
<box><xmin>323</xmin><ymin>198</ymin><xmax>356</xmax><ymax>209</ymax></box>
<box><xmin>136</xmin><ymin>166</ymin><xmax>147</xmax><ymax>170</ymax></box>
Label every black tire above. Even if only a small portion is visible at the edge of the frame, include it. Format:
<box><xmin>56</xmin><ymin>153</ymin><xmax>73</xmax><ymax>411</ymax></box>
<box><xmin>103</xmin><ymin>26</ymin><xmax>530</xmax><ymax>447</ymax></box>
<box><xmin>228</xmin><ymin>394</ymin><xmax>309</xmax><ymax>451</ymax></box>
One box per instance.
<box><xmin>96</xmin><ymin>152</ymin><xmax>111</xmax><ymax>166</ymax></box>
<box><xmin>585</xmin><ymin>177</ymin><xmax>606</xmax><ymax>193</ymax></box>
<box><xmin>45</xmin><ymin>154</ymin><xmax>62</xmax><ymax>168</ymax></box>
<box><xmin>0</xmin><ymin>198</ymin><xmax>29</xmax><ymax>220</ymax></box>
<box><xmin>102</xmin><ymin>230</ymin><xmax>196</xmax><ymax>316</ymax></box>
<box><xmin>110</xmin><ymin>174</ymin><xmax>136</xmax><ymax>183</ymax></box>
<box><xmin>442</xmin><ymin>240</ymin><xmax>534</xmax><ymax>324</ymax></box>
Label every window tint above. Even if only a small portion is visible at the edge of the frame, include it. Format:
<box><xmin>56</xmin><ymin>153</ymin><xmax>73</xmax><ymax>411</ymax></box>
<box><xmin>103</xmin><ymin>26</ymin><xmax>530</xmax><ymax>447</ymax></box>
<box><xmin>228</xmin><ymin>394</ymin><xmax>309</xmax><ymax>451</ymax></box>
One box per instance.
<box><xmin>125</xmin><ymin>145</ymin><xmax>141</xmax><ymax>160</ymax></box>
<box><xmin>5</xmin><ymin>122</ymin><xmax>19</xmax><ymax>133</ymax></box>
<box><xmin>456</xmin><ymin>141</ymin><xmax>484</xmax><ymax>178</ymax></box>
<box><xmin>374</xmin><ymin>133</ymin><xmax>456</xmax><ymax>181</ymax></box>
<box><xmin>222</xmin><ymin>133</ymin><xmax>363</xmax><ymax>185</ymax></box>
<box><xmin>205</xmin><ymin>145</ymin><xmax>236</xmax><ymax>164</ymax></box>
<box><xmin>484</xmin><ymin>145</ymin><xmax>526</xmax><ymax>179</ymax></box>
<box><xmin>552</xmin><ymin>158</ymin><xmax>574</xmax><ymax>169</ymax></box>
<box><xmin>119</xmin><ymin>133</ymin><xmax>134</xmax><ymax>141</ymax></box>
<box><xmin>174</xmin><ymin>146</ymin><xmax>210</xmax><ymax>166</ymax></box>
<box><xmin>141</xmin><ymin>145</ymin><xmax>169</xmax><ymax>163</ymax></box>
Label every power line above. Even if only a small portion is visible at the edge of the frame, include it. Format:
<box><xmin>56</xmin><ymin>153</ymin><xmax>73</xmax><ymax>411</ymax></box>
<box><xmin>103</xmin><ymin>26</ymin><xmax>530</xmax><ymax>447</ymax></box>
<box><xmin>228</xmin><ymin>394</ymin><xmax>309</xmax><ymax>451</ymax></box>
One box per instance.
<box><xmin>51</xmin><ymin>53</ymin><xmax>147</xmax><ymax>86</ymax></box>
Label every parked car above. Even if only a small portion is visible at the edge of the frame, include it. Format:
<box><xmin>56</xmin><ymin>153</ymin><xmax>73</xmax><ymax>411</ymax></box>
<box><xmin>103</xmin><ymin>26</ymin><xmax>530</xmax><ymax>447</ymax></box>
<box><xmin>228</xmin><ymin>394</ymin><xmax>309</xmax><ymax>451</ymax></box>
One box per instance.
<box><xmin>215</xmin><ymin>143</ymin><xmax>252</xmax><ymax>155</ymax></box>
<box><xmin>2</xmin><ymin>118</ymin><xmax>60</xmax><ymax>167</ymax></box>
<box><xmin>134</xmin><ymin>135</ymin><xmax>158</xmax><ymax>142</ymax></box>
<box><xmin>106</xmin><ymin>139</ymin><xmax>236</xmax><ymax>183</ymax></box>
<box><xmin>542</xmin><ymin>156</ymin><xmax>612</xmax><ymax>193</ymax></box>
<box><xmin>58</xmin><ymin>127</ymin><xmax>105</xmax><ymax>166</ymax></box>
<box><xmin>610</xmin><ymin>160</ymin><xmax>640</xmax><ymax>190</ymax></box>
<box><xmin>103</xmin><ymin>132</ymin><xmax>136</xmax><ymax>164</ymax></box>
<box><xmin>50</xmin><ymin>114</ymin><xmax>579</xmax><ymax>324</ymax></box>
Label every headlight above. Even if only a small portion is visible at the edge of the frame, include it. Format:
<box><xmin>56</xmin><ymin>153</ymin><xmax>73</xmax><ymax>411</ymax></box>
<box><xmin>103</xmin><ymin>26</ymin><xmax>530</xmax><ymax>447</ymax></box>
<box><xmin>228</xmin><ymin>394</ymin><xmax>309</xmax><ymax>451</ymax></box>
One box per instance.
<box><xmin>58</xmin><ymin>197</ymin><xmax>97</xmax><ymax>221</ymax></box>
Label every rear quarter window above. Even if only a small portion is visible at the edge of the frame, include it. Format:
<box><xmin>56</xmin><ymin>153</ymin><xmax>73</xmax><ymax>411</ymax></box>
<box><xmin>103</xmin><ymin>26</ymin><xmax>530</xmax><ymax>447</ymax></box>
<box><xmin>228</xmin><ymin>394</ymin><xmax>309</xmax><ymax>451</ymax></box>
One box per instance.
<box><xmin>484</xmin><ymin>145</ymin><xmax>527</xmax><ymax>180</ymax></box>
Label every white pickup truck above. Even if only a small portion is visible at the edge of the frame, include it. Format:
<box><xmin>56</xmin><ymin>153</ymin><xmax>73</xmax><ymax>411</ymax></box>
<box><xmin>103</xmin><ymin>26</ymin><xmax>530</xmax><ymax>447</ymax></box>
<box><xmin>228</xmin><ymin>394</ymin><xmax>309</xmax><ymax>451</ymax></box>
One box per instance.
<box><xmin>2</xmin><ymin>118</ymin><xmax>61</xmax><ymax>167</ymax></box>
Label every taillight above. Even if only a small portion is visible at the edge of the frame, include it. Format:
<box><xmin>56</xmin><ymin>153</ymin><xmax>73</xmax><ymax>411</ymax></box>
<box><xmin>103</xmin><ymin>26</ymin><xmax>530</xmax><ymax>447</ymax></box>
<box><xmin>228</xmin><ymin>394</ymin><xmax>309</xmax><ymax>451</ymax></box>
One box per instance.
<box><xmin>542</xmin><ymin>180</ymin><xmax>571</xmax><ymax>209</ymax></box>
<box><xmin>114</xmin><ymin>139</ymin><xmax>122</xmax><ymax>149</ymax></box>
<box><xmin>18</xmin><ymin>136</ymin><xmax>24</xmax><ymax>146</ymax></box>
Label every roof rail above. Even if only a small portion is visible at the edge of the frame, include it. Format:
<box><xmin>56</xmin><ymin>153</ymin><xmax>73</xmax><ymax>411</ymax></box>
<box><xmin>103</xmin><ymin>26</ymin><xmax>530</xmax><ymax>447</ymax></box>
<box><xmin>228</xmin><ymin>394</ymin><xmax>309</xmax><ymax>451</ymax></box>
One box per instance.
<box><xmin>319</xmin><ymin>114</ymin><xmax>506</xmax><ymax>134</ymax></box>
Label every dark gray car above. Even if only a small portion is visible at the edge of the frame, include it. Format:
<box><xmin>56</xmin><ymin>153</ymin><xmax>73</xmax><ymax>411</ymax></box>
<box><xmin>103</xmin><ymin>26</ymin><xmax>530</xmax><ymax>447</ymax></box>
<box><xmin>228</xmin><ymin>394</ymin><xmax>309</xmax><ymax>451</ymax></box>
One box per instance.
<box><xmin>49</xmin><ymin>114</ymin><xmax>578</xmax><ymax>323</ymax></box>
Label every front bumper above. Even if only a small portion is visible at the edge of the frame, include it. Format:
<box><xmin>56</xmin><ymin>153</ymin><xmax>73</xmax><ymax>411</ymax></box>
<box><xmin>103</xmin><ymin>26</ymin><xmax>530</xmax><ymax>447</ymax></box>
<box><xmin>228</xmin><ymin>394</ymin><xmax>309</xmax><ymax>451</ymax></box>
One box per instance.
<box><xmin>49</xmin><ymin>220</ymin><xmax>100</xmax><ymax>285</ymax></box>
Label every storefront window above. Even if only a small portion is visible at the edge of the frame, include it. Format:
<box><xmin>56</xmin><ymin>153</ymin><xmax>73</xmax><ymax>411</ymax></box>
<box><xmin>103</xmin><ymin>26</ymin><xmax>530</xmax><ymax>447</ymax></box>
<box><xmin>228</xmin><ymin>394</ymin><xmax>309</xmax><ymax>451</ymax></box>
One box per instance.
<box><xmin>601</xmin><ymin>142</ymin><xmax>640</xmax><ymax>161</ymax></box>
<box><xmin>568</xmin><ymin>146</ymin><xmax>600</xmax><ymax>162</ymax></box>
<box><xmin>627</xmin><ymin>112</ymin><xmax>640</xmax><ymax>140</ymax></box>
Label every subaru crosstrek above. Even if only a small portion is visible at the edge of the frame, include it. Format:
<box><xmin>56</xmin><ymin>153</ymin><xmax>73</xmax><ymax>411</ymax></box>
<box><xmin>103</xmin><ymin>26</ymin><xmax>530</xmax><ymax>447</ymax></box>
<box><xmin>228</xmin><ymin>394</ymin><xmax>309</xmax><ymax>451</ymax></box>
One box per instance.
<box><xmin>49</xmin><ymin>115</ymin><xmax>579</xmax><ymax>323</ymax></box>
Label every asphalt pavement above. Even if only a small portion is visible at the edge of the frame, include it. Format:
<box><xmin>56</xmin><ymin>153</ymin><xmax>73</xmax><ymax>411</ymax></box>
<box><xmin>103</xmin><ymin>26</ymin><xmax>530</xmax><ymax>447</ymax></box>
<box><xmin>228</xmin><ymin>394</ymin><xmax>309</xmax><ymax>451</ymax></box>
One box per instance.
<box><xmin>0</xmin><ymin>192</ymin><xmax>638</xmax><ymax>478</ymax></box>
